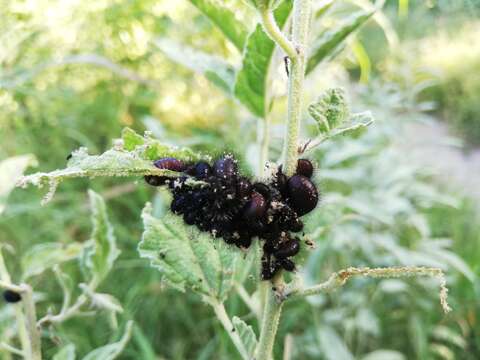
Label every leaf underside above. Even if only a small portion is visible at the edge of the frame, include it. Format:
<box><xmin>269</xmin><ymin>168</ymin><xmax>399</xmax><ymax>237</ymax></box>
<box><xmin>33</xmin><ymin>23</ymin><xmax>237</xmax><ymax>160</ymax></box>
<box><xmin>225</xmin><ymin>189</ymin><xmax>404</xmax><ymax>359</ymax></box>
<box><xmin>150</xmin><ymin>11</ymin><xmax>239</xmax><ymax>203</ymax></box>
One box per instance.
<box><xmin>138</xmin><ymin>203</ymin><xmax>239</xmax><ymax>303</ymax></box>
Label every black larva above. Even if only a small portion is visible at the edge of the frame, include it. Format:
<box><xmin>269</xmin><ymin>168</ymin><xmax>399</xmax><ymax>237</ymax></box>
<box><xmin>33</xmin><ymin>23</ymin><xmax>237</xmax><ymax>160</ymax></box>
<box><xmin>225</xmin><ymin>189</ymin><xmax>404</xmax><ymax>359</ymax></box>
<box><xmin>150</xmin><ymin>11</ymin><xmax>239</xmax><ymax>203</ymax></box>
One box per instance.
<box><xmin>3</xmin><ymin>290</ymin><xmax>21</xmax><ymax>303</ymax></box>
<box><xmin>145</xmin><ymin>156</ymin><xmax>319</xmax><ymax>280</ymax></box>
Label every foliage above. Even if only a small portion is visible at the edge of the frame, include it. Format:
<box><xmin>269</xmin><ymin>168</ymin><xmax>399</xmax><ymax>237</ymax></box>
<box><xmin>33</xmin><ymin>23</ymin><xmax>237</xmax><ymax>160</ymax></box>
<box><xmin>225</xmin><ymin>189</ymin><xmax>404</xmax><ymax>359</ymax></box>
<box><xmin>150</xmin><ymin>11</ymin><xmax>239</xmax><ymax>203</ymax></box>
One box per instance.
<box><xmin>1</xmin><ymin>0</ymin><xmax>479</xmax><ymax>359</ymax></box>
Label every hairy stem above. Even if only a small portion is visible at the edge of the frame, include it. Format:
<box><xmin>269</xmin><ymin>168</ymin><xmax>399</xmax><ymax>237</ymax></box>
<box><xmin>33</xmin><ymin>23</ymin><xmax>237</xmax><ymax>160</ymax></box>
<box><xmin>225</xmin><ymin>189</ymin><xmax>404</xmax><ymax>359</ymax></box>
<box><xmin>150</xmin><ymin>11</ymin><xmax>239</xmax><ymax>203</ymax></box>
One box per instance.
<box><xmin>259</xmin><ymin>115</ymin><xmax>271</xmax><ymax>177</ymax></box>
<box><xmin>284</xmin><ymin>266</ymin><xmax>451</xmax><ymax>313</ymax></box>
<box><xmin>255</xmin><ymin>1</ymin><xmax>312</xmax><ymax>359</ymax></box>
<box><xmin>256</xmin><ymin>276</ymin><xmax>284</xmax><ymax>360</ymax></box>
<box><xmin>259</xmin><ymin>8</ymin><xmax>297</xmax><ymax>59</ymax></box>
<box><xmin>20</xmin><ymin>285</ymin><xmax>41</xmax><ymax>360</ymax></box>
<box><xmin>282</xmin><ymin>0</ymin><xmax>312</xmax><ymax>176</ymax></box>
<box><xmin>211</xmin><ymin>301</ymin><xmax>250</xmax><ymax>360</ymax></box>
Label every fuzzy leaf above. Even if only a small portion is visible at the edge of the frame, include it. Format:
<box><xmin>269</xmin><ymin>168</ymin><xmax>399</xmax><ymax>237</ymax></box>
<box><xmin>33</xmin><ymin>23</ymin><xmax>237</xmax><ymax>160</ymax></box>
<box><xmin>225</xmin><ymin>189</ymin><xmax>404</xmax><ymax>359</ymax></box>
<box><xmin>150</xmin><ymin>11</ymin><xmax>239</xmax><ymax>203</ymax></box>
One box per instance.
<box><xmin>80</xmin><ymin>285</ymin><xmax>124</xmax><ymax>314</ymax></box>
<box><xmin>53</xmin><ymin>344</ymin><xmax>76</xmax><ymax>360</ymax></box>
<box><xmin>0</xmin><ymin>154</ymin><xmax>37</xmax><ymax>214</ymax></box>
<box><xmin>138</xmin><ymin>203</ymin><xmax>239</xmax><ymax>302</ymax></box>
<box><xmin>82</xmin><ymin>321</ymin><xmax>133</xmax><ymax>360</ymax></box>
<box><xmin>306</xmin><ymin>10</ymin><xmax>375</xmax><ymax>74</ymax></box>
<box><xmin>328</xmin><ymin>111</ymin><xmax>374</xmax><ymax>139</ymax></box>
<box><xmin>309</xmin><ymin>88</ymin><xmax>350</xmax><ymax>134</ymax></box>
<box><xmin>154</xmin><ymin>38</ymin><xmax>235</xmax><ymax>93</ymax></box>
<box><xmin>17</xmin><ymin>128</ymin><xmax>205</xmax><ymax>204</ymax></box>
<box><xmin>81</xmin><ymin>190</ymin><xmax>120</xmax><ymax>283</ymax></box>
<box><xmin>21</xmin><ymin>242</ymin><xmax>84</xmax><ymax>280</ymax></box>
<box><xmin>232</xmin><ymin>316</ymin><xmax>258</xmax><ymax>356</ymax></box>
<box><xmin>188</xmin><ymin>0</ymin><xmax>248</xmax><ymax>50</ymax></box>
<box><xmin>234</xmin><ymin>1</ymin><xmax>293</xmax><ymax>117</ymax></box>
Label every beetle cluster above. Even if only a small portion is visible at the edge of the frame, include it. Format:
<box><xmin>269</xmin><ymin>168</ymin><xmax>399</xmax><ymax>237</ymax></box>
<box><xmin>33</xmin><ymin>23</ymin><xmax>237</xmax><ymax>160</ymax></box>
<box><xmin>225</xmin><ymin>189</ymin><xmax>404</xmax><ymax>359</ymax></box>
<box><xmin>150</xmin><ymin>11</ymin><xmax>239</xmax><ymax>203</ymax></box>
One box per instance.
<box><xmin>145</xmin><ymin>155</ymin><xmax>318</xmax><ymax>280</ymax></box>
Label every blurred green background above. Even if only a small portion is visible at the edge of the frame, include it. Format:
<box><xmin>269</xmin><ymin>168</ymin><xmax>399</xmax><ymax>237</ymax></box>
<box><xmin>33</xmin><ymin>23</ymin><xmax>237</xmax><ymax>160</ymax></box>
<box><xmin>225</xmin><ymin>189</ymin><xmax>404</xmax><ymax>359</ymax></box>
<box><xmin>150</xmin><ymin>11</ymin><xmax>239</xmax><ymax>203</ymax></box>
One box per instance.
<box><xmin>1</xmin><ymin>0</ymin><xmax>480</xmax><ymax>359</ymax></box>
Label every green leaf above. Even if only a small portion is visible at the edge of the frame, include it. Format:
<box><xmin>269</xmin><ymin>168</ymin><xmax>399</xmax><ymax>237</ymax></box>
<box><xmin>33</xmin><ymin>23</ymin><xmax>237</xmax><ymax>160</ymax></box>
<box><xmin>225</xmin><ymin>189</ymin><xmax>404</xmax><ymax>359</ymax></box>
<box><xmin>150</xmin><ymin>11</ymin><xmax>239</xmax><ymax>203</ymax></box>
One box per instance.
<box><xmin>0</xmin><ymin>154</ymin><xmax>37</xmax><ymax>214</ymax></box>
<box><xmin>17</xmin><ymin>128</ymin><xmax>206</xmax><ymax>204</ymax></box>
<box><xmin>120</xmin><ymin>128</ymin><xmax>207</xmax><ymax>162</ymax></box>
<box><xmin>232</xmin><ymin>316</ymin><xmax>258</xmax><ymax>357</ymax></box>
<box><xmin>328</xmin><ymin>111</ymin><xmax>374</xmax><ymax>139</ymax></box>
<box><xmin>81</xmin><ymin>190</ymin><xmax>120</xmax><ymax>283</ymax></box>
<box><xmin>318</xmin><ymin>326</ymin><xmax>354</xmax><ymax>360</ymax></box>
<box><xmin>234</xmin><ymin>1</ymin><xmax>293</xmax><ymax>117</ymax></box>
<box><xmin>80</xmin><ymin>285</ymin><xmax>124</xmax><ymax>314</ymax></box>
<box><xmin>121</xmin><ymin>127</ymin><xmax>145</xmax><ymax>151</ymax></box>
<box><xmin>21</xmin><ymin>242</ymin><xmax>84</xmax><ymax>280</ymax></box>
<box><xmin>53</xmin><ymin>344</ymin><xmax>76</xmax><ymax>360</ymax></box>
<box><xmin>306</xmin><ymin>10</ymin><xmax>375</xmax><ymax>74</ymax></box>
<box><xmin>189</xmin><ymin>0</ymin><xmax>248</xmax><ymax>50</ymax></box>
<box><xmin>308</xmin><ymin>88</ymin><xmax>350</xmax><ymax>134</ymax></box>
<box><xmin>138</xmin><ymin>203</ymin><xmax>239</xmax><ymax>302</ymax></box>
<box><xmin>153</xmin><ymin>38</ymin><xmax>235</xmax><ymax>93</ymax></box>
<box><xmin>82</xmin><ymin>321</ymin><xmax>133</xmax><ymax>360</ymax></box>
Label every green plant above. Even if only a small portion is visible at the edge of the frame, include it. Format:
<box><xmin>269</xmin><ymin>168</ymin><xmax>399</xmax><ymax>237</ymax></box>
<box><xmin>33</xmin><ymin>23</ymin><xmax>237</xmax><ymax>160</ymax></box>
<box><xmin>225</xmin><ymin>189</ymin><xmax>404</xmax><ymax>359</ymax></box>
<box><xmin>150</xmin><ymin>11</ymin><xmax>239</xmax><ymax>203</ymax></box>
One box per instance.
<box><xmin>1</xmin><ymin>1</ymin><xmax>465</xmax><ymax>359</ymax></box>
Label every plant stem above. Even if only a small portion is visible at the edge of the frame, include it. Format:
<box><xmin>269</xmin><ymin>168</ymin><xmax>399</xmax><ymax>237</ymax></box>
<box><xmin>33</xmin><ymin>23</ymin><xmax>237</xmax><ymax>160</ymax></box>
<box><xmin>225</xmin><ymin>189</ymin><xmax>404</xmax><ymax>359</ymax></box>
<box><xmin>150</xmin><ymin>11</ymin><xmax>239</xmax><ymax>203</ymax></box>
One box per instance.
<box><xmin>256</xmin><ymin>277</ymin><xmax>284</xmax><ymax>360</ymax></box>
<box><xmin>211</xmin><ymin>301</ymin><xmax>250</xmax><ymax>360</ymax></box>
<box><xmin>259</xmin><ymin>114</ymin><xmax>271</xmax><ymax>177</ymax></box>
<box><xmin>0</xmin><ymin>250</ymin><xmax>32</xmax><ymax>359</ymax></box>
<box><xmin>282</xmin><ymin>0</ymin><xmax>312</xmax><ymax>176</ymax></box>
<box><xmin>20</xmin><ymin>285</ymin><xmax>41</xmax><ymax>360</ymax></box>
<box><xmin>259</xmin><ymin>8</ymin><xmax>297</xmax><ymax>60</ymax></box>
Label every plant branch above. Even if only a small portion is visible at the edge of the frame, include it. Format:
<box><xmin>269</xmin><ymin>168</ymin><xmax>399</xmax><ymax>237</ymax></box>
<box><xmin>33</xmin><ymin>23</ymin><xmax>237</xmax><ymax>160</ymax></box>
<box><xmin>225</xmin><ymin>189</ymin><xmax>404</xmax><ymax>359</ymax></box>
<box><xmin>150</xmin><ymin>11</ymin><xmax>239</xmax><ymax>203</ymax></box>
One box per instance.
<box><xmin>259</xmin><ymin>9</ymin><xmax>298</xmax><ymax>60</ymax></box>
<box><xmin>0</xmin><ymin>343</ymin><xmax>24</xmax><ymax>357</ymax></box>
<box><xmin>211</xmin><ymin>301</ymin><xmax>250</xmax><ymax>360</ymax></box>
<box><xmin>0</xmin><ymin>249</ymin><xmax>35</xmax><ymax>359</ymax></box>
<box><xmin>256</xmin><ymin>277</ymin><xmax>284</xmax><ymax>360</ymax></box>
<box><xmin>284</xmin><ymin>266</ymin><xmax>451</xmax><ymax>313</ymax></box>
<box><xmin>20</xmin><ymin>285</ymin><xmax>41</xmax><ymax>360</ymax></box>
<box><xmin>282</xmin><ymin>0</ymin><xmax>312</xmax><ymax>176</ymax></box>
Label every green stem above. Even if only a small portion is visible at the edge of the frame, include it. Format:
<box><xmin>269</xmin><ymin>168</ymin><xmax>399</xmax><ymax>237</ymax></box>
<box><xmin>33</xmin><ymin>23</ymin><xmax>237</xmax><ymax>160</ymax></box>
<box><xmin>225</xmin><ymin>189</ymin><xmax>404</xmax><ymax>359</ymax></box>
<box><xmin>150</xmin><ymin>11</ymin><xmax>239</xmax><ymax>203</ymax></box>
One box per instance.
<box><xmin>259</xmin><ymin>8</ymin><xmax>297</xmax><ymax>60</ymax></box>
<box><xmin>255</xmin><ymin>281</ymin><xmax>284</xmax><ymax>360</ymax></box>
<box><xmin>282</xmin><ymin>0</ymin><xmax>312</xmax><ymax>176</ymax></box>
<box><xmin>0</xmin><ymin>249</ymin><xmax>32</xmax><ymax>359</ymax></box>
<box><xmin>259</xmin><ymin>114</ymin><xmax>271</xmax><ymax>177</ymax></box>
<box><xmin>21</xmin><ymin>285</ymin><xmax>41</xmax><ymax>360</ymax></box>
<box><xmin>211</xmin><ymin>301</ymin><xmax>250</xmax><ymax>360</ymax></box>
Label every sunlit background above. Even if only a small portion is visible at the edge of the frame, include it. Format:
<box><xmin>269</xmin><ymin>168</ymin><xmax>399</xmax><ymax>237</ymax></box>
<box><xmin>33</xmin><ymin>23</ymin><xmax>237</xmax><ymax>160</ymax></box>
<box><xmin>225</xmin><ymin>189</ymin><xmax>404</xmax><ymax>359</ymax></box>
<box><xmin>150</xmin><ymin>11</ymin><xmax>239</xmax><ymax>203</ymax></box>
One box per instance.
<box><xmin>1</xmin><ymin>0</ymin><xmax>480</xmax><ymax>359</ymax></box>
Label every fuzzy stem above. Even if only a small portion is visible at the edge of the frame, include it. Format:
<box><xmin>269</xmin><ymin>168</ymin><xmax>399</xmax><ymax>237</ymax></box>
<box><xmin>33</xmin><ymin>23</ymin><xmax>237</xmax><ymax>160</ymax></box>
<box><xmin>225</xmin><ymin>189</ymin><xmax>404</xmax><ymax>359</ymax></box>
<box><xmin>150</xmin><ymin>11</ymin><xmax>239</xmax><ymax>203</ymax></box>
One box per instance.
<box><xmin>282</xmin><ymin>0</ymin><xmax>311</xmax><ymax>176</ymax></box>
<box><xmin>259</xmin><ymin>9</ymin><xmax>297</xmax><ymax>60</ymax></box>
<box><xmin>211</xmin><ymin>301</ymin><xmax>250</xmax><ymax>360</ymax></box>
<box><xmin>256</xmin><ymin>277</ymin><xmax>284</xmax><ymax>360</ymax></box>
<box><xmin>20</xmin><ymin>285</ymin><xmax>41</xmax><ymax>360</ymax></box>
<box><xmin>259</xmin><ymin>115</ymin><xmax>271</xmax><ymax>177</ymax></box>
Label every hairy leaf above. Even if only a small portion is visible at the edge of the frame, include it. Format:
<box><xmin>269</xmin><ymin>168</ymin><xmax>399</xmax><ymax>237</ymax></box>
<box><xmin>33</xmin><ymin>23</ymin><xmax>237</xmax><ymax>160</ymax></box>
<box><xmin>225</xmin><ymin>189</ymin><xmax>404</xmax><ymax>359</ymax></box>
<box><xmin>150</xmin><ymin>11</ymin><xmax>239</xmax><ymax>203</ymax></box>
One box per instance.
<box><xmin>234</xmin><ymin>1</ymin><xmax>293</xmax><ymax>117</ymax></box>
<box><xmin>0</xmin><ymin>154</ymin><xmax>37</xmax><ymax>214</ymax></box>
<box><xmin>82</xmin><ymin>321</ymin><xmax>133</xmax><ymax>360</ymax></box>
<box><xmin>306</xmin><ymin>10</ymin><xmax>375</xmax><ymax>74</ymax></box>
<box><xmin>53</xmin><ymin>344</ymin><xmax>76</xmax><ymax>360</ymax></box>
<box><xmin>154</xmin><ymin>38</ymin><xmax>235</xmax><ymax>93</ymax></box>
<box><xmin>138</xmin><ymin>203</ymin><xmax>239</xmax><ymax>302</ymax></box>
<box><xmin>308</xmin><ymin>88</ymin><xmax>350</xmax><ymax>134</ymax></box>
<box><xmin>21</xmin><ymin>242</ymin><xmax>84</xmax><ymax>280</ymax></box>
<box><xmin>17</xmin><ymin>128</ymin><xmax>205</xmax><ymax>204</ymax></box>
<box><xmin>81</xmin><ymin>190</ymin><xmax>120</xmax><ymax>284</ymax></box>
<box><xmin>189</xmin><ymin>0</ymin><xmax>248</xmax><ymax>50</ymax></box>
<box><xmin>232</xmin><ymin>316</ymin><xmax>258</xmax><ymax>356</ymax></box>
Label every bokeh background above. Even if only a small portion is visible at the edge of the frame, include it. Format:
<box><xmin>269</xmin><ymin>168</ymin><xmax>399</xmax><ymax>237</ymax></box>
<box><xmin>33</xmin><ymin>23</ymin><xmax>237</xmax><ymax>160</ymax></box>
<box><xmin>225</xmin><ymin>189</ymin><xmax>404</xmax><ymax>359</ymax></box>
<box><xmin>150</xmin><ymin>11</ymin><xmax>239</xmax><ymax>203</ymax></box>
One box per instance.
<box><xmin>1</xmin><ymin>0</ymin><xmax>480</xmax><ymax>359</ymax></box>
